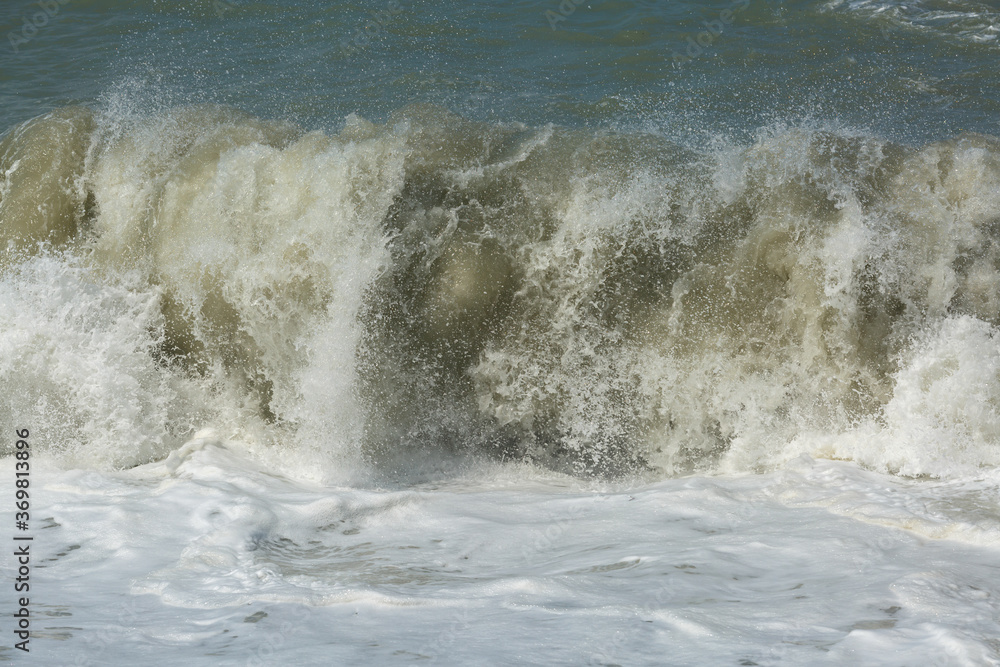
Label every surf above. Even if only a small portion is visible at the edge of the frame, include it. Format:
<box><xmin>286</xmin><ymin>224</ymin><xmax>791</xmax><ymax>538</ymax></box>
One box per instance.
<box><xmin>3</xmin><ymin>104</ymin><xmax>1000</xmax><ymax>479</ymax></box>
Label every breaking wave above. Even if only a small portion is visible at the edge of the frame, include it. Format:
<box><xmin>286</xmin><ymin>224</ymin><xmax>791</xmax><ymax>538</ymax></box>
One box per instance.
<box><xmin>3</xmin><ymin>103</ymin><xmax>1000</xmax><ymax>479</ymax></box>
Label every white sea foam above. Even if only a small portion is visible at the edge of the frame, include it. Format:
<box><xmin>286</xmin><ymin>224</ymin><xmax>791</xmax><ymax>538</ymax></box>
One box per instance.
<box><xmin>5</xmin><ymin>444</ymin><xmax>999</xmax><ymax>664</ymax></box>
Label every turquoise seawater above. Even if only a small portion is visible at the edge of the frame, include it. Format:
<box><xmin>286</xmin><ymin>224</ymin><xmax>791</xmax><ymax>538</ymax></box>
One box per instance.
<box><xmin>2</xmin><ymin>0</ymin><xmax>998</xmax><ymax>140</ymax></box>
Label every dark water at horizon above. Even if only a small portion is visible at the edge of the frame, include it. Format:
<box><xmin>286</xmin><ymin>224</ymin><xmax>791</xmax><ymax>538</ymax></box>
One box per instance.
<box><xmin>1</xmin><ymin>0</ymin><xmax>997</xmax><ymax>142</ymax></box>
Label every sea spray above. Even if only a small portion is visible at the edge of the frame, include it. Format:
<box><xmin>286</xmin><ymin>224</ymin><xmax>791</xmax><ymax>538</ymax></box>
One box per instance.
<box><xmin>3</xmin><ymin>105</ymin><xmax>1000</xmax><ymax>478</ymax></box>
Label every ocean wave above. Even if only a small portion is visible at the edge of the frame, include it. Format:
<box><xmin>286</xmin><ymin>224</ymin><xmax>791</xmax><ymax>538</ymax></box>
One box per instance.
<box><xmin>3</xmin><ymin>104</ymin><xmax>1000</xmax><ymax>478</ymax></box>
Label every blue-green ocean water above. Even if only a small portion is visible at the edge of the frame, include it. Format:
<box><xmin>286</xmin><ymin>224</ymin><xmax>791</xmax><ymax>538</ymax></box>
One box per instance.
<box><xmin>2</xmin><ymin>0</ymin><xmax>998</xmax><ymax>141</ymax></box>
